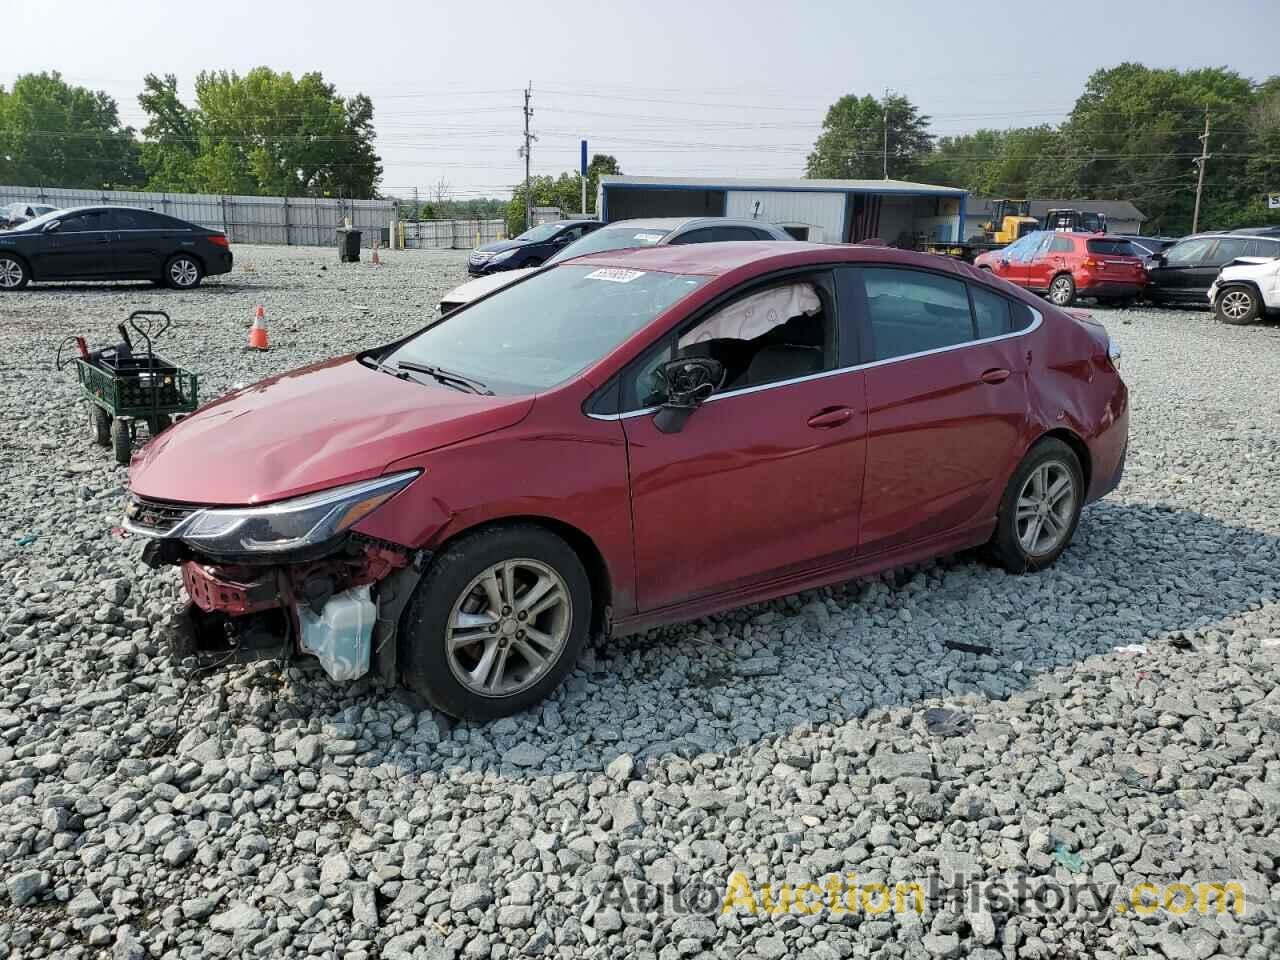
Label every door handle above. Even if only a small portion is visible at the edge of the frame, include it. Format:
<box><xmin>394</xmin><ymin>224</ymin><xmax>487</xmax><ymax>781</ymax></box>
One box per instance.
<box><xmin>980</xmin><ymin>368</ymin><xmax>1011</xmax><ymax>384</ymax></box>
<box><xmin>95</xmin><ymin>238</ymin><xmax>110</xmax><ymax>244</ymax></box>
<box><xmin>807</xmin><ymin>407</ymin><xmax>855</xmax><ymax>429</ymax></box>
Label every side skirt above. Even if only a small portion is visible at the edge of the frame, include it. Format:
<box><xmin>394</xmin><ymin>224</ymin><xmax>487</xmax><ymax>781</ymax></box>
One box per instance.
<box><xmin>611</xmin><ymin>519</ymin><xmax>995</xmax><ymax>638</ymax></box>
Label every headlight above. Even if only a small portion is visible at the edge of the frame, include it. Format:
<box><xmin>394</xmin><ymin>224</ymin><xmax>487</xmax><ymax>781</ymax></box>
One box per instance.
<box><xmin>488</xmin><ymin>248</ymin><xmax>518</xmax><ymax>262</ymax></box>
<box><xmin>164</xmin><ymin>471</ymin><xmax>419</xmax><ymax>555</ymax></box>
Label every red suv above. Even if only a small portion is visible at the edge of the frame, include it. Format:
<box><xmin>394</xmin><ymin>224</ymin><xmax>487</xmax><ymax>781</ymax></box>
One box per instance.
<box><xmin>975</xmin><ymin>231</ymin><xmax>1146</xmax><ymax>307</ymax></box>
<box><xmin>124</xmin><ymin>243</ymin><xmax>1128</xmax><ymax>719</ymax></box>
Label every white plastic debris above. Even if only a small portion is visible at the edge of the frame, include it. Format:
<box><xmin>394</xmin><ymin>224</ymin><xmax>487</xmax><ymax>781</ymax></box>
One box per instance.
<box><xmin>297</xmin><ymin>585</ymin><xmax>374</xmax><ymax>682</ymax></box>
<box><xmin>1113</xmin><ymin>643</ymin><xmax>1148</xmax><ymax>655</ymax></box>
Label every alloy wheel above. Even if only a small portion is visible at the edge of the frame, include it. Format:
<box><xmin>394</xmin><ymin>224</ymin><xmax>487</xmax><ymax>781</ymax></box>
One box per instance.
<box><xmin>1015</xmin><ymin>460</ymin><xmax>1077</xmax><ymax>556</ymax></box>
<box><xmin>169</xmin><ymin>258</ymin><xmax>199</xmax><ymax>287</ymax></box>
<box><xmin>1049</xmin><ymin>277</ymin><xmax>1073</xmax><ymax>305</ymax></box>
<box><xmin>445</xmin><ymin>558</ymin><xmax>572</xmax><ymax>698</ymax></box>
<box><xmin>0</xmin><ymin>258</ymin><xmax>24</xmax><ymax>289</ymax></box>
<box><xmin>1219</xmin><ymin>290</ymin><xmax>1254</xmax><ymax>322</ymax></box>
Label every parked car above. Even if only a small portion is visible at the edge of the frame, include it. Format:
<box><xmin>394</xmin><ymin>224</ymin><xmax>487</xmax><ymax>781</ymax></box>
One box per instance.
<box><xmin>442</xmin><ymin>217</ymin><xmax>795</xmax><ymax>312</ymax></box>
<box><xmin>124</xmin><ymin>242</ymin><xmax>1128</xmax><ymax>719</ymax></box>
<box><xmin>0</xmin><ymin>202</ymin><xmax>58</xmax><ymax>229</ymax></box>
<box><xmin>0</xmin><ymin>205</ymin><xmax>232</xmax><ymax>291</ymax></box>
<box><xmin>1145</xmin><ymin>232</ymin><xmax>1280</xmax><ymax>306</ymax></box>
<box><xmin>1208</xmin><ymin>256</ymin><xmax>1280</xmax><ymax>325</ymax></box>
<box><xmin>468</xmin><ymin>220</ymin><xmax>603</xmax><ymax>275</ymax></box>
<box><xmin>974</xmin><ymin>231</ymin><xmax>1146</xmax><ymax>306</ymax></box>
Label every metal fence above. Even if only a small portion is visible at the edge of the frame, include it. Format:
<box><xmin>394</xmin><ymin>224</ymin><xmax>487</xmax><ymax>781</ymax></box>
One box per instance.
<box><xmin>401</xmin><ymin>219</ymin><xmax>506</xmax><ymax>250</ymax></box>
<box><xmin>0</xmin><ymin>184</ymin><xmax>395</xmax><ymax>248</ymax></box>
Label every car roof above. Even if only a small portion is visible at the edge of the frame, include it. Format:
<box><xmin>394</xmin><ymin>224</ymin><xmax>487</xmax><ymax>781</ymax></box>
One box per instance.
<box><xmin>568</xmin><ymin>240</ymin><xmax>930</xmax><ymax>276</ymax></box>
<box><xmin>604</xmin><ymin>216</ymin><xmax>783</xmax><ymax>233</ymax></box>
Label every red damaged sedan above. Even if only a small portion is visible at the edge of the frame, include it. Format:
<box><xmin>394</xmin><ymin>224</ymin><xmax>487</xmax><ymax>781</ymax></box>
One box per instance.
<box><xmin>124</xmin><ymin>242</ymin><xmax>1128</xmax><ymax>719</ymax></box>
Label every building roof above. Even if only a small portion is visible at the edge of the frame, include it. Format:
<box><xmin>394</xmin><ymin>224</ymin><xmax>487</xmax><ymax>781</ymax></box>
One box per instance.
<box><xmin>968</xmin><ymin>197</ymin><xmax>1147</xmax><ymax>221</ymax></box>
<box><xmin>599</xmin><ymin>174</ymin><xmax>966</xmax><ymax>196</ymax></box>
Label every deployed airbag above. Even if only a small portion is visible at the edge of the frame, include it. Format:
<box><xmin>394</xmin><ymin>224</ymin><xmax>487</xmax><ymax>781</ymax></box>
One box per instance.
<box><xmin>679</xmin><ymin>283</ymin><xmax>821</xmax><ymax>348</ymax></box>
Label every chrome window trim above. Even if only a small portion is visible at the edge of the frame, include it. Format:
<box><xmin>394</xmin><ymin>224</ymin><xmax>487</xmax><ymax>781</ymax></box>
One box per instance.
<box><xmin>587</xmin><ymin>306</ymin><xmax>1043</xmax><ymax>422</ymax></box>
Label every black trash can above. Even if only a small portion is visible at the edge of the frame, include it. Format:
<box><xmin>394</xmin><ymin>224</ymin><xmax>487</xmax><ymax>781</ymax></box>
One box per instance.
<box><xmin>337</xmin><ymin>227</ymin><xmax>362</xmax><ymax>262</ymax></box>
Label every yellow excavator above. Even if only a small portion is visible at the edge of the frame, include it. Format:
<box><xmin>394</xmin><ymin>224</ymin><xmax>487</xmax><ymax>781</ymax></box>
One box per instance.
<box><xmin>982</xmin><ymin>200</ymin><xmax>1040</xmax><ymax>244</ymax></box>
<box><xmin>923</xmin><ymin>199</ymin><xmax>1040</xmax><ymax>263</ymax></box>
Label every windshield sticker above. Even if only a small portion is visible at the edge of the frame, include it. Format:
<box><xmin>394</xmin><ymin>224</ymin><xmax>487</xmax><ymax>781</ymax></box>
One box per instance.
<box><xmin>633</xmin><ymin>233</ymin><xmax>664</xmax><ymax>243</ymax></box>
<box><xmin>586</xmin><ymin>268</ymin><xmax>646</xmax><ymax>283</ymax></box>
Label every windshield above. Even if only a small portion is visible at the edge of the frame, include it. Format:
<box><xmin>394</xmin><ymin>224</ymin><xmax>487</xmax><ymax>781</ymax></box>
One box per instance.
<box><xmin>386</xmin><ymin>264</ymin><xmax>708</xmax><ymax>394</ymax></box>
<box><xmin>11</xmin><ymin>208</ymin><xmax>65</xmax><ymax>231</ymax></box>
<box><xmin>546</xmin><ymin>225</ymin><xmax>669</xmax><ymax>265</ymax></box>
<box><xmin>515</xmin><ymin>223</ymin><xmax>563</xmax><ymax>242</ymax></box>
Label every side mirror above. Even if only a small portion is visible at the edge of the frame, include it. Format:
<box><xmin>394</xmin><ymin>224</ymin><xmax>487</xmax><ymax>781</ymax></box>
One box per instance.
<box><xmin>1150</xmin><ymin>254</ymin><xmax>1166</xmax><ymax>267</ymax></box>
<box><xmin>42</xmin><ymin>220</ymin><xmax>60</xmax><ymax>233</ymax></box>
<box><xmin>652</xmin><ymin>357</ymin><xmax>724</xmax><ymax>434</ymax></box>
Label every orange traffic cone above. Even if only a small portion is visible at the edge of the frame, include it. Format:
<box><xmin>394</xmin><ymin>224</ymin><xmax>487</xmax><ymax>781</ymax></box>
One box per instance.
<box><xmin>248</xmin><ymin>305</ymin><xmax>269</xmax><ymax>350</ymax></box>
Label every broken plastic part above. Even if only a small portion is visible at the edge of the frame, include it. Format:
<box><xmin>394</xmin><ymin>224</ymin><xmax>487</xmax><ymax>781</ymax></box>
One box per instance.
<box><xmin>297</xmin><ymin>585</ymin><xmax>374</xmax><ymax>682</ymax></box>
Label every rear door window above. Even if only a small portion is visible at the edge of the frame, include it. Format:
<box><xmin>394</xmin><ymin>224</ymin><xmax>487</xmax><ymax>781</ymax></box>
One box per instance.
<box><xmin>1049</xmin><ymin>236</ymin><xmax>1075</xmax><ymax>254</ymax></box>
<box><xmin>715</xmin><ymin>226</ymin><xmax>763</xmax><ymax>242</ymax></box>
<box><xmin>862</xmin><ymin>268</ymin><xmax>974</xmax><ymax>361</ymax></box>
<box><xmin>668</xmin><ymin>228</ymin><xmax>719</xmax><ymax>245</ymax></box>
<box><xmin>1206</xmin><ymin>238</ymin><xmax>1249</xmax><ymax>266</ymax></box>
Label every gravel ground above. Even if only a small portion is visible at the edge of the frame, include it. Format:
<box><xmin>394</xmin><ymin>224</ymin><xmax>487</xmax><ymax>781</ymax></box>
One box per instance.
<box><xmin>0</xmin><ymin>244</ymin><xmax>1277</xmax><ymax>960</ymax></box>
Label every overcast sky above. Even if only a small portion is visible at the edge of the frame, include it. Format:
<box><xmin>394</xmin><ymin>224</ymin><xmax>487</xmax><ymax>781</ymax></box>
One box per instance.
<box><xmin>6</xmin><ymin>0</ymin><xmax>1278</xmax><ymax>200</ymax></box>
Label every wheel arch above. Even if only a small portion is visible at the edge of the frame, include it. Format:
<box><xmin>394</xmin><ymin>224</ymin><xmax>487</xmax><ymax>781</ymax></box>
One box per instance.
<box><xmin>0</xmin><ymin>249</ymin><xmax>35</xmax><ymax>280</ymax></box>
<box><xmin>426</xmin><ymin>514</ymin><xmax>614</xmax><ymax>636</ymax></box>
<box><xmin>1215</xmin><ymin>278</ymin><xmax>1263</xmax><ymax>301</ymax></box>
<box><xmin>1036</xmin><ymin>427</ymin><xmax>1091</xmax><ymax>494</ymax></box>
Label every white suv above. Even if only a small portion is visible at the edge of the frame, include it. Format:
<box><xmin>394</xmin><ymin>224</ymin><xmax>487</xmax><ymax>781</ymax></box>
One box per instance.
<box><xmin>1209</xmin><ymin>253</ymin><xmax>1280</xmax><ymax>325</ymax></box>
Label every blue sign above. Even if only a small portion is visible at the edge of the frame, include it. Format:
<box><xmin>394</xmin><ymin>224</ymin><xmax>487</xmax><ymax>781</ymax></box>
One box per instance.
<box><xmin>581</xmin><ymin>140</ymin><xmax>588</xmax><ymax>176</ymax></box>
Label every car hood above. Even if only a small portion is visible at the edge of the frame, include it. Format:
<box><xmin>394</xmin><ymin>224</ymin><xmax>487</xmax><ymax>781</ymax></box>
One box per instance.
<box><xmin>128</xmin><ymin>356</ymin><xmax>533</xmax><ymax>506</ymax></box>
<box><xmin>440</xmin><ymin>268</ymin><xmax>536</xmax><ymax>308</ymax></box>
<box><xmin>476</xmin><ymin>238</ymin><xmax>530</xmax><ymax>254</ymax></box>
<box><xmin>1220</xmin><ymin>257</ymin><xmax>1276</xmax><ymax>280</ymax></box>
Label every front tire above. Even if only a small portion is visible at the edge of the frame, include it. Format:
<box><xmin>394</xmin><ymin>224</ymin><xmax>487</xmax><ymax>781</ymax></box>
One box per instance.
<box><xmin>1215</xmin><ymin>287</ymin><xmax>1261</xmax><ymax>325</ymax></box>
<box><xmin>1048</xmin><ymin>274</ymin><xmax>1076</xmax><ymax>307</ymax></box>
<box><xmin>399</xmin><ymin>525</ymin><xmax>591</xmax><ymax>720</ymax></box>
<box><xmin>164</xmin><ymin>255</ymin><xmax>203</xmax><ymax>290</ymax></box>
<box><xmin>0</xmin><ymin>255</ymin><xmax>29</xmax><ymax>291</ymax></box>
<box><xmin>987</xmin><ymin>438</ymin><xmax>1084</xmax><ymax>573</ymax></box>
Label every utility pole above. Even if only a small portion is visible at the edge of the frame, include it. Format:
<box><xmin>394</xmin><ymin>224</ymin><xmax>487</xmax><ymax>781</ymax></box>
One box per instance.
<box><xmin>522</xmin><ymin>84</ymin><xmax>534</xmax><ymax>232</ymax></box>
<box><xmin>882</xmin><ymin>89</ymin><xmax>890</xmax><ymax>180</ymax></box>
<box><xmin>1192</xmin><ymin>105</ymin><xmax>1211</xmax><ymax>234</ymax></box>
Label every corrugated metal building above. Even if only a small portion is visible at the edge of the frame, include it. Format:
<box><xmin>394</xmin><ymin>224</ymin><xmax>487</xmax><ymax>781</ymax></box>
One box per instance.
<box><xmin>596</xmin><ymin>175</ymin><xmax>968</xmax><ymax>245</ymax></box>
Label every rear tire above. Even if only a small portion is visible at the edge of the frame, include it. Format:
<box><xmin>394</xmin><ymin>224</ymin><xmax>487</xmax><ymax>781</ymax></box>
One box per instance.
<box><xmin>1215</xmin><ymin>287</ymin><xmax>1261</xmax><ymax>325</ymax></box>
<box><xmin>986</xmin><ymin>438</ymin><xmax>1084</xmax><ymax>573</ymax></box>
<box><xmin>399</xmin><ymin>524</ymin><xmax>591</xmax><ymax>720</ymax></box>
<box><xmin>110</xmin><ymin>418</ymin><xmax>133</xmax><ymax>466</ymax></box>
<box><xmin>1048</xmin><ymin>274</ymin><xmax>1076</xmax><ymax>307</ymax></box>
<box><xmin>523</xmin><ymin>258</ymin><xmax>544</xmax><ymax>269</ymax></box>
<box><xmin>164</xmin><ymin>255</ymin><xmax>203</xmax><ymax>290</ymax></box>
<box><xmin>0</xmin><ymin>255</ymin><xmax>29</xmax><ymax>291</ymax></box>
<box><xmin>89</xmin><ymin>404</ymin><xmax>111</xmax><ymax>446</ymax></box>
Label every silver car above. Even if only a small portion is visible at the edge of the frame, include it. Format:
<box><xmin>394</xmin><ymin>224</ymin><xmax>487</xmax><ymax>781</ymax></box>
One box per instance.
<box><xmin>439</xmin><ymin>217</ymin><xmax>796</xmax><ymax>313</ymax></box>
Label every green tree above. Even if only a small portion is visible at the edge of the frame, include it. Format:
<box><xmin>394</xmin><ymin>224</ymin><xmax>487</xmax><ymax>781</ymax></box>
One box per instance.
<box><xmin>0</xmin><ymin>72</ymin><xmax>142</xmax><ymax>188</ymax></box>
<box><xmin>1061</xmin><ymin>63</ymin><xmax>1255</xmax><ymax>233</ymax></box>
<box><xmin>505</xmin><ymin>154</ymin><xmax>623</xmax><ymax>235</ymax></box>
<box><xmin>806</xmin><ymin>92</ymin><xmax>932</xmax><ymax>180</ymax></box>
<box><xmin>137</xmin><ymin>67</ymin><xmax>382</xmax><ymax>198</ymax></box>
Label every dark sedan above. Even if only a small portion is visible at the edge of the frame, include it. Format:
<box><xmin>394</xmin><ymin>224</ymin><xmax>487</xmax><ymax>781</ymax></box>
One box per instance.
<box><xmin>0</xmin><ymin>205</ymin><xmax>233</xmax><ymax>292</ymax></box>
<box><xmin>467</xmin><ymin>220</ymin><xmax>603</xmax><ymax>275</ymax></box>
